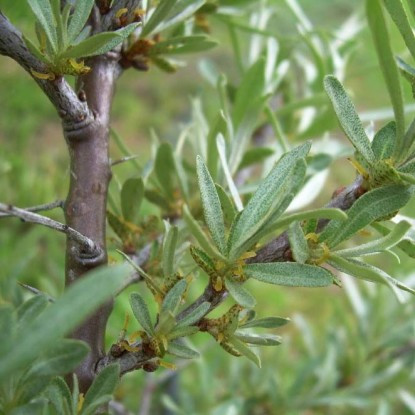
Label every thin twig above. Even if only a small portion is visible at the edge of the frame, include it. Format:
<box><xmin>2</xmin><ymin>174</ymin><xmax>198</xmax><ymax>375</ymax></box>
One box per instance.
<box><xmin>111</xmin><ymin>155</ymin><xmax>140</xmax><ymax>167</ymax></box>
<box><xmin>0</xmin><ymin>200</ymin><xmax>64</xmax><ymax>218</ymax></box>
<box><xmin>17</xmin><ymin>282</ymin><xmax>55</xmax><ymax>302</ymax></box>
<box><xmin>0</xmin><ymin>202</ymin><xmax>99</xmax><ymax>255</ymax></box>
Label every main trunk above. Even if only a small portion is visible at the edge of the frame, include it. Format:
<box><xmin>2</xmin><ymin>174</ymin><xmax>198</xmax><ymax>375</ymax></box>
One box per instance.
<box><xmin>64</xmin><ymin>55</ymin><xmax>118</xmax><ymax>392</ymax></box>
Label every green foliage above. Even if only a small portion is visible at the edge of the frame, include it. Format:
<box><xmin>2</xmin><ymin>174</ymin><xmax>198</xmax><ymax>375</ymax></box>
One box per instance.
<box><xmin>24</xmin><ymin>0</ymin><xmax>138</xmax><ymax>76</ymax></box>
<box><xmin>3</xmin><ymin>0</ymin><xmax>415</xmax><ymax>412</ymax></box>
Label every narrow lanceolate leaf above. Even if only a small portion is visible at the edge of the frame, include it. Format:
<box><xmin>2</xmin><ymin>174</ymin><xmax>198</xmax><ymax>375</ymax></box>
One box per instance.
<box><xmin>334</xmin><ymin>220</ymin><xmax>411</xmax><ymax>257</ymax></box>
<box><xmin>130</xmin><ymin>293</ymin><xmax>154</xmax><ymax>335</ymax></box>
<box><xmin>155</xmin><ymin>143</ymin><xmax>176</xmax><ymax>200</ymax></box>
<box><xmin>168</xmin><ymin>341</ymin><xmax>200</xmax><ymax>359</ymax></box>
<box><xmin>161</xmin><ymin>279</ymin><xmax>187</xmax><ymax>315</ymax></box>
<box><xmin>383</xmin><ymin>0</ymin><xmax>415</xmax><ymax>60</ymax></box>
<box><xmin>329</xmin><ymin>254</ymin><xmax>415</xmax><ymax>301</ymax></box>
<box><xmin>67</xmin><ymin>0</ymin><xmax>95</xmax><ymax>42</ymax></box>
<box><xmin>366</xmin><ymin>0</ymin><xmax>405</xmax><ymax>159</ymax></box>
<box><xmin>234</xmin><ymin>333</ymin><xmax>282</xmax><ymax>346</ymax></box>
<box><xmin>83</xmin><ymin>364</ymin><xmax>120</xmax><ymax>414</ymax></box>
<box><xmin>140</xmin><ymin>0</ymin><xmax>177</xmax><ymax>38</ymax></box>
<box><xmin>372</xmin><ymin>121</ymin><xmax>396</xmax><ymax>161</ymax></box>
<box><xmin>215</xmin><ymin>184</ymin><xmax>237</xmax><ymax>226</ymax></box>
<box><xmin>26</xmin><ymin>0</ymin><xmax>58</xmax><ymax>53</ymax></box>
<box><xmin>149</xmin><ymin>35</ymin><xmax>217</xmax><ymax>55</ymax></box>
<box><xmin>166</xmin><ymin>325</ymin><xmax>199</xmax><ymax>340</ymax></box>
<box><xmin>162</xmin><ymin>222</ymin><xmax>178</xmax><ymax>277</ymax></box>
<box><xmin>61</xmin><ymin>24</ymin><xmax>138</xmax><ymax>58</ymax></box>
<box><xmin>26</xmin><ymin>339</ymin><xmax>88</xmax><ymax>378</ymax></box>
<box><xmin>244</xmin><ymin>263</ymin><xmax>334</xmax><ymax>287</ymax></box>
<box><xmin>121</xmin><ymin>178</ymin><xmax>144</xmax><ymax>223</ymax></box>
<box><xmin>324</xmin><ymin>75</ymin><xmax>375</xmax><ymax>165</ymax></box>
<box><xmin>182</xmin><ymin>205</ymin><xmax>226</xmax><ymax>261</ymax></box>
<box><xmin>239</xmin><ymin>316</ymin><xmax>290</xmax><ymax>329</ymax></box>
<box><xmin>176</xmin><ymin>302</ymin><xmax>211</xmax><ymax>328</ymax></box>
<box><xmin>217</xmin><ymin>134</ymin><xmax>243</xmax><ymax>211</ymax></box>
<box><xmin>287</xmin><ymin>222</ymin><xmax>309</xmax><ymax>264</ymax></box>
<box><xmin>196</xmin><ymin>156</ymin><xmax>227</xmax><ymax>254</ymax></box>
<box><xmin>153</xmin><ymin>0</ymin><xmax>206</xmax><ymax>35</ymax></box>
<box><xmin>228</xmin><ymin>142</ymin><xmax>311</xmax><ymax>261</ymax></box>
<box><xmin>227</xmin><ymin>335</ymin><xmax>261</xmax><ymax>367</ymax></box>
<box><xmin>268</xmin><ymin>208</ymin><xmax>348</xmax><ymax>234</ymax></box>
<box><xmin>225</xmin><ymin>277</ymin><xmax>256</xmax><ymax>308</ymax></box>
<box><xmin>319</xmin><ymin>185</ymin><xmax>412</xmax><ymax>248</ymax></box>
<box><xmin>0</xmin><ymin>264</ymin><xmax>128</xmax><ymax>381</ymax></box>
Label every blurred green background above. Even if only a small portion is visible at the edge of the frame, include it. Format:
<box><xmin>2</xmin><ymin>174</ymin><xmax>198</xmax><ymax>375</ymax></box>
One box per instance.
<box><xmin>1</xmin><ymin>1</ymin><xmax>415</xmax><ymax>414</ymax></box>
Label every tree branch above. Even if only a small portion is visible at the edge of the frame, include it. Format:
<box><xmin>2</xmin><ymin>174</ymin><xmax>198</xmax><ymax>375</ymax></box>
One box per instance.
<box><xmin>0</xmin><ymin>202</ymin><xmax>101</xmax><ymax>257</ymax></box>
<box><xmin>0</xmin><ymin>199</ymin><xmax>63</xmax><ymax>218</ymax></box>
<box><xmin>97</xmin><ymin>176</ymin><xmax>366</xmax><ymax>375</ymax></box>
<box><xmin>0</xmin><ymin>11</ymin><xmax>93</xmax><ymax>129</ymax></box>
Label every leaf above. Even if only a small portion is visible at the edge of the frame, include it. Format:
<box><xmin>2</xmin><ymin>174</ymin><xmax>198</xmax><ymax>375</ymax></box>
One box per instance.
<box><xmin>196</xmin><ymin>155</ymin><xmax>227</xmax><ymax>255</ymax></box>
<box><xmin>226</xmin><ymin>335</ymin><xmax>261</xmax><ymax>367</ymax></box>
<box><xmin>383</xmin><ymin>0</ymin><xmax>415</xmax><ymax>60</ymax></box>
<box><xmin>149</xmin><ymin>35</ymin><xmax>217</xmax><ymax>55</ymax></box>
<box><xmin>50</xmin><ymin>0</ymin><xmax>64</xmax><ymax>50</ymax></box>
<box><xmin>44</xmin><ymin>377</ymin><xmax>73</xmax><ymax>415</ymax></box>
<box><xmin>228</xmin><ymin>159</ymin><xmax>307</xmax><ymax>260</ymax></box>
<box><xmin>26</xmin><ymin>339</ymin><xmax>88</xmax><ymax>378</ymax></box>
<box><xmin>366</xmin><ymin>0</ymin><xmax>405</xmax><ymax>159</ymax></box>
<box><xmin>244</xmin><ymin>263</ymin><xmax>334</xmax><ymax>287</ymax></box>
<box><xmin>23</xmin><ymin>35</ymin><xmax>50</xmax><ymax>63</ymax></box>
<box><xmin>207</xmin><ymin>111</ymin><xmax>227</xmax><ymax>179</ymax></box>
<box><xmin>155</xmin><ymin>143</ymin><xmax>176</xmax><ymax>200</ymax></box>
<box><xmin>334</xmin><ymin>220</ymin><xmax>411</xmax><ymax>257</ymax></box>
<box><xmin>287</xmin><ymin>222</ymin><xmax>309</xmax><ymax>264</ymax></box>
<box><xmin>0</xmin><ymin>264</ymin><xmax>128</xmax><ymax>381</ymax></box>
<box><xmin>239</xmin><ymin>316</ymin><xmax>290</xmax><ymax>329</ymax></box>
<box><xmin>144</xmin><ymin>189</ymin><xmax>170</xmax><ymax>210</ymax></box>
<box><xmin>82</xmin><ymin>364</ymin><xmax>120</xmax><ymax>415</ymax></box>
<box><xmin>166</xmin><ymin>325</ymin><xmax>199</xmax><ymax>340</ymax></box>
<box><xmin>232</xmin><ymin>58</ymin><xmax>266</xmax><ymax>128</ymax></box>
<box><xmin>176</xmin><ymin>302</ymin><xmax>210</xmax><ymax>328</ymax></box>
<box><xmin>268</xmin><ymin>208</ymin><xmax>348</xmax><ymax>234</ymax></box>
<box><xmin>162</xmin><ymin>222</ymin><xmax>178</xmax><ymax>277</ymax></box>
<box><xmin>0</xmin><ymin>305</ymin><xmax>15</xmax><ymax>339</ymax></box>
<box><xmin>121</xmin><ymin>177</ymin><xmax>144</xmax><ymax>223</ymax></box>
<box><xmin>61</xmin><ymin>24</ymin><xmax>138</xmax><ymax>58</ymax></box>
<box><xmin>238</xmin><ymin>147</ymin><xmax>275</xmax><ymax>170</ymax></box>
<box><xmin>225</xmin><ymin>277</ymin><xmax>256</xmax><ymax>308</ymax></box>
<box><xmin>161</xmin><ymin>279</ymin><xmax>187</xmax><ymax>315</ymax></box>
<box><xmin>215</xmin><ymin>183</ymin><xmax>237</xmax><ymax>226</ymax></box>
<box><xmin>26</xmin><ymin>0</ymin><xmax>58</xmax><ymax>53</ymax></box>
<box><xmin>155</xmin><ymin>311</ymin><xmax>176</xmax><ymax>335</ymax></box>
<box><xmin>130</xmin><ymin>293</ymin><xmax>155</xmax><ymax>334</ymax></box>
<box><xmin>167</xmin><ymin>341</ymin><xmax>200</xmax><ymax>359</ymax></box>
<box><xmin>319</xmin><ymin>185</ymin><xmax>412</xmax><ymax>248</ymax></box>
<box><xmin>329</xmin><ymin>254</ymin><xmax>415</xmax><ymax>301</ymax></box>
<box><xmin>140</xmin><ymin>0</ymin><xmax>177</xmax><ymax>38</ymax></box>
<box><xmin>17</xmin><ymin>295</ymin><xmax>48</xmax><ymax>326</ymax></box>
<box><xmin>372</xmin><ymin>121</ymin><xmax>396</xmax><ymax>161</ymax></box>
<box><xmin>324</xmin><ymin>75</ymin><xmax>375</xmax><ymax>165</ymax></box>
<box><xmin>227</xmin><ymin>142</ymin><xmax>311</xmax><ymax>261</ymax></box>
<box><xmin>152</xmin><ymin>0</ymin><xmax>206</xmax><ymax>36</ymax></box>
<box><xmin>234</xmin><ymin>333</ymin><xmax>282</xmax><ymax>346</ymax></box>
<box><xmin>182</xmin><ymin>204</ymin><xmax>226</xmax><ymax>261</ymax></box>
<box><xmin>216</xmin><ymin>133</ymin><xmax>243</xmax><ymax>211</ymax></box>
<box><xmin>67</xmin><ymin>0</ymin><xmax>95</xmax><ymax>43</ymax></box>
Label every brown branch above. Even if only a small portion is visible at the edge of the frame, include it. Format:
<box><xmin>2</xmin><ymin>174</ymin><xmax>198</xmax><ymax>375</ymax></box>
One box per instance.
<box><xmin>97</xmin><ymin>176</ymin><xmax>366</xmax><ymax>375</ymax></box>
<box><xmin>0</xmin><ymin>12</ymin><xmax>92</xmax><ymax>129</ymax></box>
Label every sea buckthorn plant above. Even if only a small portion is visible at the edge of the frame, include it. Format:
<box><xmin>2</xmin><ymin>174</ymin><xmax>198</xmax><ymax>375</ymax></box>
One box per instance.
<box><xmin>1</xmin><ymin>0</ymin><xmax>415</xmax><ymax>413</ymax></box>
